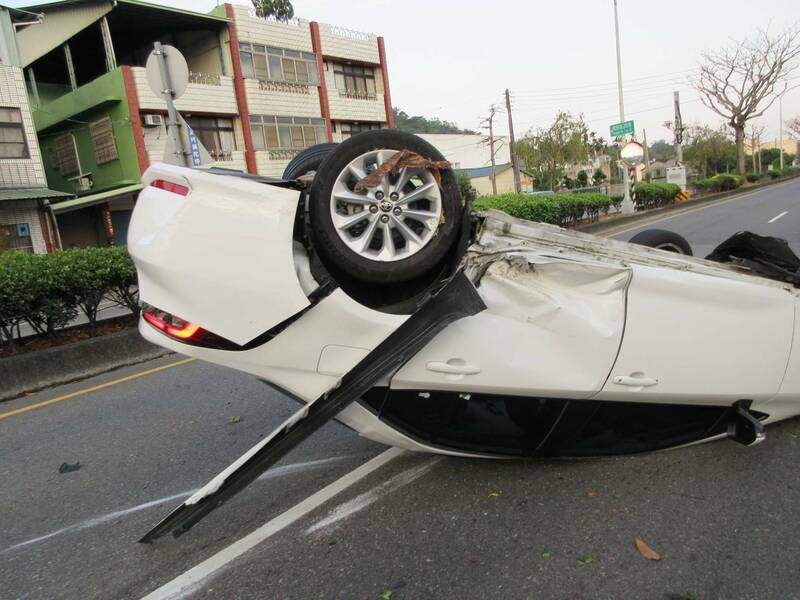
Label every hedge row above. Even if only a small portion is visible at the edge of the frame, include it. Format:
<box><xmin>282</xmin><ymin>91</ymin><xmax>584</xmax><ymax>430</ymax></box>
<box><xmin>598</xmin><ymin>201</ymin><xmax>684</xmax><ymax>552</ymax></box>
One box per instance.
<box><xmin>691</xmin><ymin>174</ymin><xmax>745</xmax><ymax>193</ymax></box>
<box><xmin>474</xmin><ymin>193</ymin><xmax>614</xmax><ymax>227</ymax></box>
<box><xmin>0</xmin><ymin>246</ymin><xmax>138</xmax><ymax>349</ymax></box>
<box><xmin>633</xmin><ymin>182</ymin><xmax>681</xmax><ymax>210</ymax></box>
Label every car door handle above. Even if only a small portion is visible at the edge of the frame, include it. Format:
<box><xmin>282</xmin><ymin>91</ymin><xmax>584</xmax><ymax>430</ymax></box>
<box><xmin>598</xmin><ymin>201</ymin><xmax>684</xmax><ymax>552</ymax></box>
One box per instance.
<box><xmin>426</xmin><ymin>361</ymin><xmax>481</xmax><ymax>375</ymax></box>
<box><xmin>613</xmin><ymin>375</ymin><xmax>658</xmax><ymax>387</ymax></box>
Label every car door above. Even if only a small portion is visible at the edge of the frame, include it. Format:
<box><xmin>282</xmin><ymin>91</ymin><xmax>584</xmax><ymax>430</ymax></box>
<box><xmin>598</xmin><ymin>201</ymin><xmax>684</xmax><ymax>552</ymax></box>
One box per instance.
<box><xmin>390</xmin><ymin>257</ymin><xmax>630</xmax><ymax>399</ymax></box>
<box><xmin>594</xmin><ymin>264</ymin><xmax>795</xmax><ymax>405</ymax></box>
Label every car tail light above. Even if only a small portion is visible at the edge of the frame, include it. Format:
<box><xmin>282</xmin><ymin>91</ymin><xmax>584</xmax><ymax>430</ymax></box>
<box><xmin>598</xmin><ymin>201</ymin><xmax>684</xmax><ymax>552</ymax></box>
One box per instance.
<box><xmin>150</xmin><ymin>179</ymin><xmax>190</xmax><ymax>196</ymax></box>
<box><xmin>142</xmin><ymin>308</ymin><xmax>207</xmax><ymax>343</ymax></box>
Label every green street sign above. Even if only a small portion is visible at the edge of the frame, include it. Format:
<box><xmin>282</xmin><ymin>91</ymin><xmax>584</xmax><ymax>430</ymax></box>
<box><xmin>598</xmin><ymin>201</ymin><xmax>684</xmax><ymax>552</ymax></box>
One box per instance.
<box><xmin>610</xmin><ymin>120</ymin><xmax>635</xmax><ymax>137</ymax></box>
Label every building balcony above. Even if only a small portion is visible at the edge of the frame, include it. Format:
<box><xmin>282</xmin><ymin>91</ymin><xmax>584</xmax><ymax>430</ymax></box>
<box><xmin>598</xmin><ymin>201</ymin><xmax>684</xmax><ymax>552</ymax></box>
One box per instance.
<box><xmin>327</xmin><ymin>89</ymin><xmax>386</xmax><ymax>122</ymax></box>
<box><xmin>243</xmin><ymin>78</ymin><xmax>322</xmax><ymax>118</ymax></box>
<box><xmin>131</xmin><ymin>67</ymin><xmax>238</xmax><ymax>115</ymax></box>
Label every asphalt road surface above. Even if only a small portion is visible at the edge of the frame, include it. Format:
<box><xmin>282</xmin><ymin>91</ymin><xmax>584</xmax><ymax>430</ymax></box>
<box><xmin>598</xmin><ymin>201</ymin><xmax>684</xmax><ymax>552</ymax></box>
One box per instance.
<box><xmin>3</xmin><ymin>178</ymin><xmax>800</xmax><ymax>600</ymax></box>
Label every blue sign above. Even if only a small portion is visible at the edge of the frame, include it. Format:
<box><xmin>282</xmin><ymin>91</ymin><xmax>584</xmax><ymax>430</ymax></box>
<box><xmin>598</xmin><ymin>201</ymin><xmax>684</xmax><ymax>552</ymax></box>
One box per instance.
<box><xmin>17</xmin><ymin>223</ymin><xmax>30</xmax><ymax>238</ymax></box>
<box><xmin>186</xmin><ymin>123</ymin><xmax>203</xmax><ymax>166</ymax></box>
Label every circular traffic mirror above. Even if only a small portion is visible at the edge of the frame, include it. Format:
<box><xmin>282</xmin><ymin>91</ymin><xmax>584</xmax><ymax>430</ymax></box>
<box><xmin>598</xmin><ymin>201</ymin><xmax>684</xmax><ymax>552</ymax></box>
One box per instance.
<box><xmin>620</xmin><ymin>141</ymin><xmax>645</xmax><ymax>167</ymax></box>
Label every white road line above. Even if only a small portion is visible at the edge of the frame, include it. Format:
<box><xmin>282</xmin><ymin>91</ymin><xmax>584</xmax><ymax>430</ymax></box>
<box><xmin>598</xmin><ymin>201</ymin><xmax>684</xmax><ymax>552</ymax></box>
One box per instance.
<box><xmin>305</xmin><ymin>457</ymin><xmax>441</xmax><ymax>536</ymax></box>
<box><xmin>1</xmin><ymin>455</ymin><xmax>351</xmax><ymax>555</ymax></box>
<box><xmin>768</xmin><ymin>211</ymin><xmax>788</xmax><ymax>224</ymax></box>
<box><xmin>140</xmin><ymin>448</ymin><xmax>404</xmax><ymax>600</ymax></box>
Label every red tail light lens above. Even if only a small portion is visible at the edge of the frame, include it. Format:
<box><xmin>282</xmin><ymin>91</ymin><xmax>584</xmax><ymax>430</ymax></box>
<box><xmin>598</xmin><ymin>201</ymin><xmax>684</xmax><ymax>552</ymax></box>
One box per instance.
<box><xmin>143</xmin><ymin>309</ymin><xmax>207</xmax><ymax>343</ymax></box>
<box><xmin>150</xmin><ymin>179</ymin><xmax>190</xmax><ymax>196</ymax></box>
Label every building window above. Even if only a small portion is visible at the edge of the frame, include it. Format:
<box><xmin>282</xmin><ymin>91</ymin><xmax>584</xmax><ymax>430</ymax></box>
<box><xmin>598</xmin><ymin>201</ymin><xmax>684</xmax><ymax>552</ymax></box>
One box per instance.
<box><xmin>0</xmin><ymin>107</ymin><xmax>30</xmax><ymax>159</ymax></box>
<box><xmin>335</xmin><ymin>121</ymin><xmax>381</xmax><ymax>140</ymax></box>
<box><xmin>90</xmin><ymin>117</ymin><xmax>118</xmax><ymax>165</ymax></box>
<box><xmin>239</xmin><ymin>43</ymin><xmax>319</xmax><ymax>85</ymax></box>
<box><xmin>53</xmin><ymin>133</ymin><xmax>80</xmax><ymax>177</ymax></box>
<box><xmin>0</xmin><ymin>223</ymin><xmax>33</xmax><ymax>253</ymax></box>
<box><xmin>185</xmin><ymin>117</ymin><xmax>236</xmax><ymax>161</ymax></box>
<box><xmin>250</xmin><ymin>115</ymin><xmax>326</xmax><ymax>151</ymax></box>
<box><xmin>332</xmin><ymin>64</ymin><xmax>376</xmax><ymax>99</ymax></box>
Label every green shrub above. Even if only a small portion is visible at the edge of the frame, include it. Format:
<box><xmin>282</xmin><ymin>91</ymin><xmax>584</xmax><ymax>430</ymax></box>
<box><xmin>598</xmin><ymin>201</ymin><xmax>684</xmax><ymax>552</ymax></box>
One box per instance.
<box><xmin>633</xmin><ymin>182</ymin><xmax>681</xmax><ymax>209</ymax></box>
<box><xmin>690</xmin><ymin>174</ymin><xmax>745</xmax><ymax>194</ymax></box>
<box><xmin>0</xmin><ymin>246</ymin><xmax>139</xmax><ymax>348</ymax></box>
<box><xmin>22</xmin><ymin>251</ymin><xmax>79</xmax><ymax>339</ymax></box>
<box><xmin>781</xmin><ymin>166</ymin><xmax>799</xmax><ymax>177</ymax></box>
<box><xmin>474</xmin><ymin>193</ymin><xmax>612</xmax><ymax>227</ymax></box>
<box><xmin>106</xmin><ymin>246</ymin><xmax>140</xmax><ymax>317</ymax></box>
<box><xmin>767</xmin><ymin>169</ymin><xmax>781</xmax><ymax>179</ymax></box>
<box><xmin>745</xmin><ymin>173</ymin><xmax>764</xmax><ymax>183</ymax></box>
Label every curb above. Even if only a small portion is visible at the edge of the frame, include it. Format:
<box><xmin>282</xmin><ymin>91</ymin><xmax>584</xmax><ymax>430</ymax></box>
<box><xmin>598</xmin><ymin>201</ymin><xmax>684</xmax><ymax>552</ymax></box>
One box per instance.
<box><xmin>0</xmin><ymin>328</ymin><xmax>170</xmax><ymax>402</ymax></box>
<box><xmin>579</xmin><ymin>173</ymin><xmax>800</xmax><ymax>236</ymax></box>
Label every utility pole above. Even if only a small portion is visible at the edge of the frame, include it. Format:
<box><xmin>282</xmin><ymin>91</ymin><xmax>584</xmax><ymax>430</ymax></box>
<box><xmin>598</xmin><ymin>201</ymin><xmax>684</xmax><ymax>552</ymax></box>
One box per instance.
<box><xmin>505</xmin><ymin>89</ymin><xmax>522</xmax><ymax>193</ymax></box>
<box><xmin>481</xmin><ymin>106</ymin><xmax>500</xmax><ymax>195</ymax></box>
<box><xmin>612</xmin><ymin>0</ymin><xmax>633</xmax><ymax>214</ymax></box>
<box><xmin>642</xmin><ymin>128</ymin><xmax>650</xmax><ymax>179</ymax></box>
<box><xmin>673</xmin><ymin>90</ymin><xmax>684</xmax><ymax>163</ymax></box>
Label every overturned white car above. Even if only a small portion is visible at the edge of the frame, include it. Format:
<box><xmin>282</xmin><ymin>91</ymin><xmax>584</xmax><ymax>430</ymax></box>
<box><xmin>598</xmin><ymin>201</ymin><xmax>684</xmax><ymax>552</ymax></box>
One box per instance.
<box><xmin>128</xmin><ymin>130</ymin><xmax>800</xmax><ymax>540</ymax></box>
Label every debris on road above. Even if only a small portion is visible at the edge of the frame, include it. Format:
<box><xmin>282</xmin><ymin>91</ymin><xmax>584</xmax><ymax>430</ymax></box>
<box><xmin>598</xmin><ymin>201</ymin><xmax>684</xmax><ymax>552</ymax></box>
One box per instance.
<box><xmin>58</xmin><ymin>462</ymin><xmax>81</xmax><ymax>474</ymax></box>
<box><xmin>488</xmin><ymin>490</ymin><xmax>501</xmax><ymax>498</ymax></box>
<box><xmin>635</xmin><ymin>537</ymin><xmax>662</xmax><ymax>561</ymax></box>
<box><xmin>228</xmin><ymin>415</ymin><xmax>242</xmax><ymax>424</ymax></box>
<box><xmin>577</xmin><ymin>556</ymin><xmax>595</xmax><ymax>566</ymax></box>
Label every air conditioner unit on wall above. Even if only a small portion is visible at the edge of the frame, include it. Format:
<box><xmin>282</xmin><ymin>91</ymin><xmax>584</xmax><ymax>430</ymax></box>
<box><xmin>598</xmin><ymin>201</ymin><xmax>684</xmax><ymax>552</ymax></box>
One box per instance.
<box><xmin>142</xmin><ymin>114</ymin><xmax>164</xmax><ymax>127</ymax></box>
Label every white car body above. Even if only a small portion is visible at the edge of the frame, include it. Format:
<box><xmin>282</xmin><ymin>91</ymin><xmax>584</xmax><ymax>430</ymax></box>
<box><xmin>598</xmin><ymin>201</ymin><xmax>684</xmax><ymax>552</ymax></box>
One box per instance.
<box><xmin>129</xmin><ymin>163</ymin><xmax>800</xmax><ymax>458</ymax></box>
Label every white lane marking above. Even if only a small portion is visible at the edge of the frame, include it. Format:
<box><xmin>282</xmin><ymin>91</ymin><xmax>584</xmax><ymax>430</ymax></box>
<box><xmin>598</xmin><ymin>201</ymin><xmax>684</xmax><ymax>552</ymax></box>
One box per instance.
<box><xmin>140</xmin><ymin>448</ymin><xmax>404</xmax><ymax>600</ymax></box>
<box><xmin>1</xmin><ymin>455</ymin><xmax>351</xmax><ymax>555</ymax></box>
<box><xmin>305</xmin><ymin>457</ymin><xmax>441</xmax><ymax>536</ymax></box>
<box><xmin>768</xmin><ymin>211</ymin><xmax>788</xmax><ymax>223</ymax></box>
<box><xmin>603</xmin><ymin>179</ymin><xmax>800</xmax><ymax>238</ymax></box>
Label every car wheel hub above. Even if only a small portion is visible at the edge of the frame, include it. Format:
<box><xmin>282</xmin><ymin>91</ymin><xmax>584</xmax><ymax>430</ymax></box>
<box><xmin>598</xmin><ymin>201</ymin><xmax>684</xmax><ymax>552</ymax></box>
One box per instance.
<box><xmin>329</xmin><ymin>149</ymin><xmax>443</xmax><ymax>262</ymax></box>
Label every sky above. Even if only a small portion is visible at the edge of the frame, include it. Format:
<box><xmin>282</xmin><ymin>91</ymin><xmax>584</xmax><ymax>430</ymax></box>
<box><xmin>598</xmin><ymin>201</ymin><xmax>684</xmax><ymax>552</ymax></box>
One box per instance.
<box><xmin>8</xmin><ymin>0</ymin><xmax>800</xmax><ymax>145</ymax></box>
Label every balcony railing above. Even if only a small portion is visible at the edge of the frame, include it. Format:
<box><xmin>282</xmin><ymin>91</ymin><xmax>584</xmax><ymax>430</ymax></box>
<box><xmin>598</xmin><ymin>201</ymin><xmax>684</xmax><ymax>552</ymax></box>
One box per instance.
<box><xmin>329</xmin><ymin>25</ymin><xmax>370</xmax><ymax>41</ymax></box>
<box><xmin>267</xmin><ymin>149</ymin><xmax>301</xmax><ymax>160</ymax></box>
<box><xmin>188</xmin><ymin>71</ymin><xmax>221</xmax><ymax>86</ymax></box>
<box><xmin>337</xmin><ymin>89</ymin><xmax>377</xmax><ymax>101</ymax></box>
<box><xmin>258</xmin><ymin>80</ymin><xmax>311</xmax><ymax>94</ymax></box>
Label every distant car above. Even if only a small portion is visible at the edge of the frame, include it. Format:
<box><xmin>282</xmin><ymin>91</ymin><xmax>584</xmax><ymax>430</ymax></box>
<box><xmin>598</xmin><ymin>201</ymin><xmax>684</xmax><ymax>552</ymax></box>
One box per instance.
<box><xmin>129</xmin><ymin>130</ymin><xmax>800</xmax><ymax>538</ymax></box>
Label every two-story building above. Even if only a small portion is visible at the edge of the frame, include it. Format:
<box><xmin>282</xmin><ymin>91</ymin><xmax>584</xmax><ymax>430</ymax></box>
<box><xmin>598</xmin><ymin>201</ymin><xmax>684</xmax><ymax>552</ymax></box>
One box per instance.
<box><xmin>0</xmin><ymin>6</ymin><xmax>70</xmax><ymax>253</ymax></box>
<box><xmin>13</xmin><ymin>1</ymin><xmax>393</xmax><ymax>247</ymax></box>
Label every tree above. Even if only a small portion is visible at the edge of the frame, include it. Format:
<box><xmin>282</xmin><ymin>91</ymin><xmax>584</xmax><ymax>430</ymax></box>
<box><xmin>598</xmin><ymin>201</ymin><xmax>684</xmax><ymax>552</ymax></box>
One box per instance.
<box><xmin>649</xmin><ymin>139</ymin><xmax>676</xmax><ymax>162</ymax></box>
<box><xmin>516</xmin><ymin>112</ymin><xmax>590</xmax><ymax>191</ymax></box>
<box><xmin>683</xmin><ymin>125</ymin><xmax>738</xmax><ymax>177</ymax></box>
<box><xmin>251</xmin><ymin>0</ymin><xmax>294</xmax><ymax>21</ymax></box>
<box><xmin>392</xmin><ymin>108</ymin><xmax>477</xmax><ymax>135</ymax></box>
<box><xmin>592</xmin><ymin>168</ymin><xmax>607</xmax><ymax>185</ymax></box>
<box><xmin>693</xmin><ymin>25</ymin><xmax>800</xmax><ymax>175</ymax></box>
<box><xmin>576</xmin><ymin>170</ymin><xmax>589</xmax><ymax>188</ymax></box>
<box><xmin>789</xmin><ymin>116</ymin><xmax>800</xmax><ymax>139</ymax></box>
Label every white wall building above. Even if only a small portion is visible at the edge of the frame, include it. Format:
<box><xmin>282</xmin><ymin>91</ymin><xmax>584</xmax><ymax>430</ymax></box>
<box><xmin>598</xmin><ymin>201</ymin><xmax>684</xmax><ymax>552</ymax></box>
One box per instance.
<box><xmin>417</xmin><ymin>133</ymin><xmax>510</xmax><ymax>170</ymax></box>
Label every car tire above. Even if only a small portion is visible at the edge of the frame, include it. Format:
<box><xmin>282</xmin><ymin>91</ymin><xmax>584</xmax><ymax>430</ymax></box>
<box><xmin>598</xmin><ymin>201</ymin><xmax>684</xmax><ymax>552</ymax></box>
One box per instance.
<box><xmin>282</xmin><ymin>143</ymin><xmax>338</xmax><ymax>180</ymax></box>
<box><xmin>308</xmin><ymin>129</ymin><xmax>462</xmax><ymax>284</ymax></box>
<box><xmin>629</xmin><ymin>229</ymin><xmax>693</xmax><ymax>255</ymax></box>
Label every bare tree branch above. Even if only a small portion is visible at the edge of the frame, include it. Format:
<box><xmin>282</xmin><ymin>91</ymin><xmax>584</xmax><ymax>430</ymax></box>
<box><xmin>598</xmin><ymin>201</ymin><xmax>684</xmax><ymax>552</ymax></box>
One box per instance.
<box><xmin>692</xmin><ymin>24</ymin><xmax>800</xmax><ymax>173</ymax></box>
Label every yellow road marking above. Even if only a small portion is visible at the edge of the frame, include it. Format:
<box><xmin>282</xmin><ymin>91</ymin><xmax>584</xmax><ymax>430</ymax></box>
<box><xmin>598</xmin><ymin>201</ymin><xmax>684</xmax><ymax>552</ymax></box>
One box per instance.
<box><xmin>0</xmin><ymin>358</ymin><xmax>196</xmax><ymax>422</ymax></box>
